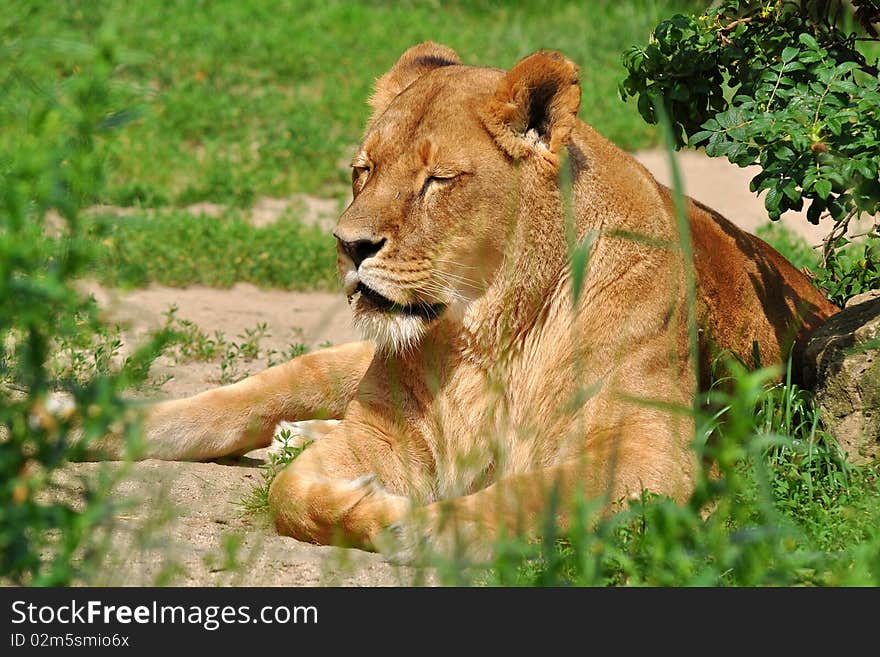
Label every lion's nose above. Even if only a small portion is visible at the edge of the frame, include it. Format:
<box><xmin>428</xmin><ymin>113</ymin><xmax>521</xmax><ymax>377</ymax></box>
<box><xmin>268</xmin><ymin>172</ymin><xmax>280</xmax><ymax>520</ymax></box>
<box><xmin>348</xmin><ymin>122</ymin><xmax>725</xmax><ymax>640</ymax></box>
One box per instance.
<box><xmin>335</xmin><ymin>236</ymin><xmax>387</xmax><ymax>269</ymax></box>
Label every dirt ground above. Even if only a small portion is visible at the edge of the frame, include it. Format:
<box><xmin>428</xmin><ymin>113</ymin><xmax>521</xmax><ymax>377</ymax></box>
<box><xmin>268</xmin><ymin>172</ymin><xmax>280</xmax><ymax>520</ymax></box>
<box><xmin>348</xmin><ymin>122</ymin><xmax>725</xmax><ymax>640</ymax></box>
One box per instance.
<box><xmin>61</xmin><ymin>149</ymin><xmax>834</xmax><ymax>586</ymax></box>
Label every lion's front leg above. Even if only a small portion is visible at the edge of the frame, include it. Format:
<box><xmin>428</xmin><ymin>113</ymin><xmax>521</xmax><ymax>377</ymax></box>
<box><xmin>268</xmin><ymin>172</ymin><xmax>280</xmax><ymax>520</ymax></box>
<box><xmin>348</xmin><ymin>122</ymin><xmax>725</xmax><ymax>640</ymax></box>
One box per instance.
<box><xmin>106</xmin><ymin>341</ymin><xmax>375</xmax><ymax>461</ymax></box>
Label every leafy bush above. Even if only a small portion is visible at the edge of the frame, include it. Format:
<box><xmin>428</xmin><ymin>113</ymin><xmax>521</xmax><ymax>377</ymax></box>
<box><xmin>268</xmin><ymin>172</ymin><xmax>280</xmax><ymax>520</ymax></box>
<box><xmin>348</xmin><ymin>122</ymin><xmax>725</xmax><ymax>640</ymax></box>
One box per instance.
<box><xmin>620</xmin><ymin>0</ymin><xmax>880</xmax><ymax>303</ymax></box>
<box><xmin>817</xmin><ymin>236</ymin><xmax>880</xmax><ymax>302</ymax></box>
<box><xmin>0</xmin><ymin>32</ymin><xmax>163</xmax><ymax>584</ymax></box>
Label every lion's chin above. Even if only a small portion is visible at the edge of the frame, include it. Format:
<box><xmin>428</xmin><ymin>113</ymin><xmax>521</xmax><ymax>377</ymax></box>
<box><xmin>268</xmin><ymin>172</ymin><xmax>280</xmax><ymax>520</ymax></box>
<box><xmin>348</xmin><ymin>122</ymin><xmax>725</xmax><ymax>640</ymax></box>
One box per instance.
<box><xmin>352</xmin><ymin>305</ymin><xmax>428</xmax><ymax>353</ymax></box>
<box><xmin>348</xmin><ymin>282</ymin><xmax>445</xmax><ymax>353</ymax></box>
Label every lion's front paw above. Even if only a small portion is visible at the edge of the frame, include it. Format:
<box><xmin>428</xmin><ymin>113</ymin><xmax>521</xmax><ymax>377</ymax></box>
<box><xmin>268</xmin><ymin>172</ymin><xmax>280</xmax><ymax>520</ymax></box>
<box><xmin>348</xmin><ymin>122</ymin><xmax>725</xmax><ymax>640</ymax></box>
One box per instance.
<box><xmin>267</xmin><ymin>419</ymin><xmax>341</xmax><ymax>458</ymax></box>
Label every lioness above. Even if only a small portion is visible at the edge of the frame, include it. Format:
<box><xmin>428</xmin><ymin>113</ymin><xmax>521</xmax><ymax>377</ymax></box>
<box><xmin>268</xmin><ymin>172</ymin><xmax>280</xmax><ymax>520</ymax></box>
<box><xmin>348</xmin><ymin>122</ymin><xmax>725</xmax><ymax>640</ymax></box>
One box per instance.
<box><xmin>133</xmin><ymin>43</ymin><xmax>836</xmax><ymax>550</ymax></box>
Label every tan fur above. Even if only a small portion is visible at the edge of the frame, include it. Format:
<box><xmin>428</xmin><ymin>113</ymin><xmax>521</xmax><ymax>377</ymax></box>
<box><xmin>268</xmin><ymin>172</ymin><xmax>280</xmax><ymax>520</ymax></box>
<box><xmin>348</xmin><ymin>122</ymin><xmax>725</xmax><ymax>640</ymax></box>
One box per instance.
<box><xmin>133</xmin><ymin>44</ymin><xmax>837</xmax><ymax>551</ymax></box>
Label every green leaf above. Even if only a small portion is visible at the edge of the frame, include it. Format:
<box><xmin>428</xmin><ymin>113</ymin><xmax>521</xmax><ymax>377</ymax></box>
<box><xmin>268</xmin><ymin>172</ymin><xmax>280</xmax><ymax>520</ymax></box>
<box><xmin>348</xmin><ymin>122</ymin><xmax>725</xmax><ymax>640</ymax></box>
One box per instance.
<box><xmin>670</xmin><ymin>84</ymin><xmax>690</xmax><ymax>101</ymax></box>
<box><xmin>814</xmin><ymin>179</ymin><xmax>832</xmax><ymax>200</ymax></box>
<box><xmin>765</xmin><ymin>185</ymin><xmax>783</xmax><ymax>218</ymax></box>
<box><xmin>688</xmin><ymin>130</ymin><xmax>714</xmax><ymax>145</ymax></box>
<box><xmin>821</xmin><ymin>167</ymin><xmax>846</xmax><ymax>188</ymax></box>
<box><xmin>798</xmin><ymin>33</ymin><xmax>819</xmax><ymax>50</ymax></box>
<box><xmin>623</xmin><ymin>47</ymin><xmax>645</xmax><ymax>71</ymax></box>
<box><xmin>749</xmin><ymin>171</ymin><xmax>770</xmax><ymax>193</ymax></box>
<box><xmin>774</xmin><ymin>145</ymin><xmax>796</xmax><ymax>162</ymax></box>
<box><xmin>830</xmin><ymin>80</ymin><xmax>859</xmax><ymax>95</ymax></box>
<box><xmin>834</xmin><ymin>61</ymin><xmax>860</xmax><ymax>76</ymax></box>
<box><xmin>705</xmin><ymin>133</ymin><xmax>730</xmax><ymax>157</ymax></box>
<box><xmin>782</xmin><ymin>47</ymin><xmax>799</xmax><ymax>63</ymax></box>
<box><xmin>857</xmin><ymin>162</ymin><xmax>876</xmax><ymax>180</ymax></box>
<box><xmin>637</xmin><ymin>93</ymin><xmax>655</xmax><ymax>124</ymax></box>
<box><xmin>782</xmin><ymin>181</ymin><xmax>801</xmax><ymax>203</ymax></box>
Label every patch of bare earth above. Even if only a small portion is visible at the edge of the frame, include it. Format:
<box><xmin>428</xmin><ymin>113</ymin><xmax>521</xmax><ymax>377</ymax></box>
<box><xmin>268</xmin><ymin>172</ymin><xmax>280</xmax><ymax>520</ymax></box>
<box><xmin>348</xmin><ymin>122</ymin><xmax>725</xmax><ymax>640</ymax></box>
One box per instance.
<box><xmin>54</xmin><ymin>459</ymin><xmax>422</xmax><ymax>586</ymax></box>
<box><xmin>85</xmin><ymin>283</ymin><xmax>358</xmax><ymax>398</ymax></box>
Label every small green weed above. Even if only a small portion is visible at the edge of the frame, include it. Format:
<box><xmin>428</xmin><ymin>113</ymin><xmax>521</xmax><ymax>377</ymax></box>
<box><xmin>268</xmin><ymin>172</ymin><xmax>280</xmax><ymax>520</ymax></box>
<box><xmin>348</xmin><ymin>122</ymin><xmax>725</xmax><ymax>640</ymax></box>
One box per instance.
<box><xmin>266</xmin><ymin>337</ymin><xmax>309</xmax><ymax>368</ymax></box>
<box><xmin>161</xmin><ymin>306</ymin><xmax>226</xmax><ymax>362</ymax></box>
<box><xmin>236</xmin><ymin>323</ymin><xmax>270</xmax><ymax>361</ymax></box>
<box><xmin>239</xmin><ymin>429</ymin><xmax>311</xmax><ymax>517</ymax></box>
<box><xmin>218</xmin><ymin>324</ymin><xmax>273</xmax><ymax>385</ymax></box>
<box><xmin>50</xmin><ymin>315</ymin><xmax>125</xmax><ymax>386</ymax></box>
<box><xmin>160</xmin><ymin>307</ymin><xmax>309</xmax><ymax>382</ymax></box>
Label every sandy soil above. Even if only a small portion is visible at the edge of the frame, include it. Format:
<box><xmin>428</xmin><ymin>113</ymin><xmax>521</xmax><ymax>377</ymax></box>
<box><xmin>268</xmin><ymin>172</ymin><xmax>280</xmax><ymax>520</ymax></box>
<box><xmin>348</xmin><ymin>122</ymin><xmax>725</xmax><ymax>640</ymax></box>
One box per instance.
<box><xmin>85</xmin><ymin>284</ymin><xmax>357</xmax><ymax>399</ymax></box>
<box><xmin>61</xmin><ymin>149</ymin><xmax>837</xmax><ymax>586</ymax></box>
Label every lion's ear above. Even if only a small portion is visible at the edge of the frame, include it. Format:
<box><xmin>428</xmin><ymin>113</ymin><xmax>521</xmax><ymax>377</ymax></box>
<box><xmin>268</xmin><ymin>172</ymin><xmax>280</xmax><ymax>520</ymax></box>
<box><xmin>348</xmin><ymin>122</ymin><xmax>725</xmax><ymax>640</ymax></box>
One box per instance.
<box><xmin>368</xmin><ymin>42</ymin><xmax>461</xmax><ymax>119</ymax></box>
<box><xmin>480</xmin><ymin>51</ymin><xmax>581</xmax><ymax>167</ymax></box>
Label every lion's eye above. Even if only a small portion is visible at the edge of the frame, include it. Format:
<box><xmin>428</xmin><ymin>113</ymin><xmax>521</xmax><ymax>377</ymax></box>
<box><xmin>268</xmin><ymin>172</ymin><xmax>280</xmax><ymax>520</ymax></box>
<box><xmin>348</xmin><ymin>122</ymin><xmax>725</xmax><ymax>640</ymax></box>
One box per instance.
<box><xmin>420</xmin><ymin>173</ymin><xmax>460</xmax><ymax>196</ymax></box>
<box><xmin>351</xmin><ymin>165</ymin><xmax>371</xmax><ymax>191</ymax></box>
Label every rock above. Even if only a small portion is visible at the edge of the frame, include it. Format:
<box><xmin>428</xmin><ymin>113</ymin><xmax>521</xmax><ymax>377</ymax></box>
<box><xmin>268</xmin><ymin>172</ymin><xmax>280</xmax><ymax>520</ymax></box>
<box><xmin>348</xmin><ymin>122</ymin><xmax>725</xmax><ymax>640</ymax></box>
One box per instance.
<box><xmin>845</xmin><ymin>289</ymin><xmax>880</xmax><ymax>309</ymax></box>
<box><xmin>803</xmin><ymin>295</ymin><xmax>880</xmax><ymax>464</ymax></box>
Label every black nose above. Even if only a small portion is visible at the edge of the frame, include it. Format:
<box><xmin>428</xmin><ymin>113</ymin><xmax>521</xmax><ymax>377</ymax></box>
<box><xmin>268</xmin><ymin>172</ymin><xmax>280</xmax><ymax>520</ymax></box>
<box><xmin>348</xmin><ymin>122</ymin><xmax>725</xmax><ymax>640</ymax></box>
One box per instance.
<box><xmin>336</xmin><ymin>237</ymin><xmax>386</xmax><ymax>269</ymax></box>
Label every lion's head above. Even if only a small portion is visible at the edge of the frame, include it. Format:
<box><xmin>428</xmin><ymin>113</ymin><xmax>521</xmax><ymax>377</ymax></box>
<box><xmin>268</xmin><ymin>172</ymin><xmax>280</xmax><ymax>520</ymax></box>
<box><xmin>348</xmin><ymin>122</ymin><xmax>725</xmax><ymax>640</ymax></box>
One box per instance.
<box><xmin>334</xmin><ymin>42</ymin><xmax>582</xmax><ymax>351</ymax></box>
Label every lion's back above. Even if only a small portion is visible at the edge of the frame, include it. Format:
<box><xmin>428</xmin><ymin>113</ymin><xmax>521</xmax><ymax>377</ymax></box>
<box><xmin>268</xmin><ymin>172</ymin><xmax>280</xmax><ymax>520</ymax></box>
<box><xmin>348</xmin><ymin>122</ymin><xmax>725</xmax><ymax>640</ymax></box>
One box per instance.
<box><xmin>686</xmin><ymin>197</ymin><xmax>838</xmax><ymax>384</ymax></box>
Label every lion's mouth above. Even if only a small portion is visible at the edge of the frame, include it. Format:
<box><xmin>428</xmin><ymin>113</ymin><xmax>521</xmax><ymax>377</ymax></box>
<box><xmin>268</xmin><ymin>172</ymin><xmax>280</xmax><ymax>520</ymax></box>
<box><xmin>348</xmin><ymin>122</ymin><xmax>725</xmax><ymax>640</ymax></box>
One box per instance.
<box><xmin>355</xmin><ymin>282</ymin><xmax>445</xmax><ymax>321</ymax></box>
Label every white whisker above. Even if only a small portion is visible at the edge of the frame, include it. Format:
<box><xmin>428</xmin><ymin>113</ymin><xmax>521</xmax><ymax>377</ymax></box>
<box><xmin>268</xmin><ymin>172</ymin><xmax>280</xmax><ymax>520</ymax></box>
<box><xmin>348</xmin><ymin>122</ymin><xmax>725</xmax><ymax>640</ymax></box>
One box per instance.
<box><xmin>434</xmin><ymin>257</ymin><xmax>480</xmax><ymax>270</ymax></box>
<box><xmin>434</xmin><ymin>272</ymin><xmax>483</xmax><ymax>291</ymax></box>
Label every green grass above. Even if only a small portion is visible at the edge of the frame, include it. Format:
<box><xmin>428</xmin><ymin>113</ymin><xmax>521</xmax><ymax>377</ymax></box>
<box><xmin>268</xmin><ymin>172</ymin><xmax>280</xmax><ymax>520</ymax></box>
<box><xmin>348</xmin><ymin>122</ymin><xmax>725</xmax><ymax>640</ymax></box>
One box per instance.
<box><xmin>8</xmin><ymin>0</ymin><xmax>879</xmax><ymax>587</ymax></box>
<box><xmin>83</xmin><ymin>212</ymin><xmax>338</xmax><ymax>290</ymax></box>
<box><xmin>756</xmin><ymin>222</ymin><xmax>821</xmax><ymax>272</ymax></box>
<box><xmin>754</xmin><ymin>221</ymin><xmax>878</xmax><ymax>278</ymax></box>
<box><xmin>3</xmin><ymin>0</ymin><xmax>701</xmax><ymax>294</ymax></box>
<box><xmin>3</xmin><ymin>0</ymin><xmax>703</xmax><ymax>207</ymax></box>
